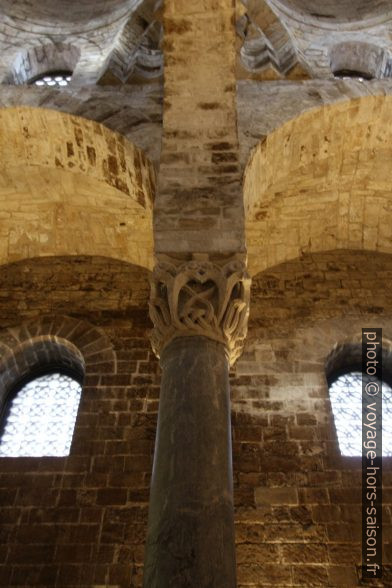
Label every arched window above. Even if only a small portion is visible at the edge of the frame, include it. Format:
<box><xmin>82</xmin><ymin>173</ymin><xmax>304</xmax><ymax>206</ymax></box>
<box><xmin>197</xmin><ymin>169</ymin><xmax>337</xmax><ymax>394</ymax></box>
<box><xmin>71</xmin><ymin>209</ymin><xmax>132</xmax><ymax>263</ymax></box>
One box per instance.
<box><xmin>0</xmin><ymin>370</ymin><xmax>82</xmax><ymax>457</ymax></box>
<box><xmin>326</xmin><ymin>343</ymin><xmax>392</xmax><ymax>457</ymax></box>
<box><xmin>330</xmin><ymin>42</ymin><xmax>387</xmax><ymax>81</ymax></box>
<box><xmin>333</xmin><ymin>69</ymin><xmax>372</xmax><ymax>82</ymax></box>
<box><xmin>9</xmin><ymin>43</ymin><xmax>79</xmax><ymax>86</ymax></box>
<box><xmin>30</xmin><ymin>71</ymin><xmax>72</xmax><ymax>87</ymax></box>
<box><xmin>0</xmin><ymin>338</ymin><xmax>85</xmax><ymax>458</ymax></box>
<box><xmin>328</xmin><ymin>371</ymin><xmax>392</xmax><ymax>457</ymax></box>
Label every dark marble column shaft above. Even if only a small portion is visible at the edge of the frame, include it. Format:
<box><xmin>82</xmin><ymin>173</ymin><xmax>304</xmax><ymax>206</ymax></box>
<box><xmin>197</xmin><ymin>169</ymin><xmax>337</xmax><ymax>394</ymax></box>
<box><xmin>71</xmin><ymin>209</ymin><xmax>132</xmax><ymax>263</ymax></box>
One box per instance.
<box><xmin>143</xmin><ymin>336</ymin><xmax>237</xmax><ymax>588</ymax></box>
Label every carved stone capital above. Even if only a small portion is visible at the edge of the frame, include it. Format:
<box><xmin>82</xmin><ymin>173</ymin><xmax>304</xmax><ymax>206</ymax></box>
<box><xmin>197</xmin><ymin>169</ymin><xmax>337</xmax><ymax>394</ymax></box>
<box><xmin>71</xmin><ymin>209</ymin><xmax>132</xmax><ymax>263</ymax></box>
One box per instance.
<box><xmin>149</xmin><ymin>254</ymin><xmax>251</xmax><ymax>365</ymax></box>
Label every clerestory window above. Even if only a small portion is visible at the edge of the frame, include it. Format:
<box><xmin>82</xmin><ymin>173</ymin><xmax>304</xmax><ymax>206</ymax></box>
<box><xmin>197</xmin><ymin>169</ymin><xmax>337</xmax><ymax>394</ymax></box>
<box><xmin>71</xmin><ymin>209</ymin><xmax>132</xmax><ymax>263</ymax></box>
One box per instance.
<box><xmin>30</xmin><ymin>71</ymin><xmax>72</xmax><ymax>87</ymax></box>
<box><xmin>0</xmin><ymin>371</ymin><xmax>82</xmax><ymax>457</ymax></box>
<box><xmin>333</xmin><ymin>69</ymin><xmax>372</xmax><ymax>82</ymax></box>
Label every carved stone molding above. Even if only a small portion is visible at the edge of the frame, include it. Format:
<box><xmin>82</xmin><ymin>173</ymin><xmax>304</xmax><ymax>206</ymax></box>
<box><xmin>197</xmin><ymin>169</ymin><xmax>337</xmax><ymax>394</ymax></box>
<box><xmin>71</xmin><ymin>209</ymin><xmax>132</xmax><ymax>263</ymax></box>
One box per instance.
<box><xmin>149</xmin><ymin>254</ymin><xmax>251</xmax><ymax>365</ymax></box>
<box><xmin>236</xmin><ymin>0</ymin><xmax>297</xmax><ymax>76</ymax></box>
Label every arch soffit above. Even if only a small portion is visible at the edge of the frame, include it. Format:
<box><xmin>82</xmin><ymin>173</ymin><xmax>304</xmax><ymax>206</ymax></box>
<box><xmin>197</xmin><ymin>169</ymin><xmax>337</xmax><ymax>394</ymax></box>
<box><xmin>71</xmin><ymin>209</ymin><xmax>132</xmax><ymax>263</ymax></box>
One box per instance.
<box><xmin>0</xmin><ymin>106</ymin><xmax>155</xmax><ymax>270</ymax></box>
<box><xmin>244</xmin><ymin>95</ymin><xmax>392</xmax><ymax>276</ymax></box>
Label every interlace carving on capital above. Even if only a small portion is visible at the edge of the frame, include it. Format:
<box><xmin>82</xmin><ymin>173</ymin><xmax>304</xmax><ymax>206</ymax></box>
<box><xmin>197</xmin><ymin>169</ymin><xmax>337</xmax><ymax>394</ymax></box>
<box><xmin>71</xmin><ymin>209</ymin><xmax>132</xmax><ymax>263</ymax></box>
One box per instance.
<box><xmin>149</xmin><ymin>256</ymin><xmax>251</xmax><ymax>365</ymax></box>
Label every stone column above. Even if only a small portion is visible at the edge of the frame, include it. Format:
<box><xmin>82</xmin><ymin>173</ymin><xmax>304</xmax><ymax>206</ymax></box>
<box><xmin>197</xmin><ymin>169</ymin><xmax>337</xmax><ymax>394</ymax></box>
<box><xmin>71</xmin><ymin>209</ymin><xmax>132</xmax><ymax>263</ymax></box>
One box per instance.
<box><xmin>143</xmin><ymin>254</ymin><xmax>250</xmax><ymax>588</ymax></box>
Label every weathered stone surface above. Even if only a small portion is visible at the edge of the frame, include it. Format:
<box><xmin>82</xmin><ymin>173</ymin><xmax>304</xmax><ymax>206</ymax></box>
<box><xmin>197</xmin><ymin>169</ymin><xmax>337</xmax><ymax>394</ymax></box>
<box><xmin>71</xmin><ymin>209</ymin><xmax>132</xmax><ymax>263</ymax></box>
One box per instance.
<box><xmin>0</xmin><ymin>0</ymin><xmax>163</xmax><ymax>85</ymax></box>
<box><xmin>269</xmin><ymin>0</ymin><xmax>391</xmax><ymax>21</ymax></box>
<box><xmin>268</xmin><ymin>0</ymin><xmax>392</xmax><ymax>79</ymax></box>
<box><xmin>237</xmin><ymin>78</ymin><xmax>392</xmax><ymax>167</ymax></box>
<box><xmin>0</xmin><ymin>106</ymin><xmax>155</xmax><ymax>269</ymax></box>
<box><xmin>0</xmin><ymin>1</ymin><xmax>392</xmax><ymax>586</ymax></box>
<box><xmin>0</xmin><ymin>257</ymin><xmax>158</xmax><ymax>588</ymax></box>
<box><xmin>0</xmin><ymin>255</ymin><xmax>150</xmax><ymax>327</ymax></box>
<box><xmin>155</xmin><ymin>0</ymin><xmax>244</xmax><ymax>254</ymax></box>
<box><xmin>244</xmin><ymin>95</ymin><xmax>392</xmax><ymax>276</ymax></box>
<box><xmin>231</xmin><ymin>249</ymin><xmax>392</xmax><ymax>586</ymax></box>
<box><xmin>236</xmin><ymin>0</ymin><xmax>298</xmax><ymax>78</ymax></box>
<box><xmin>143</xmin><ymin>336</ymin><xmax>236</xmax><ymax>588</ymax></box>
<box><xmin>0</xmin><ymin>84</ymin><xmax>163</xmax><ymax>167</ymax></box>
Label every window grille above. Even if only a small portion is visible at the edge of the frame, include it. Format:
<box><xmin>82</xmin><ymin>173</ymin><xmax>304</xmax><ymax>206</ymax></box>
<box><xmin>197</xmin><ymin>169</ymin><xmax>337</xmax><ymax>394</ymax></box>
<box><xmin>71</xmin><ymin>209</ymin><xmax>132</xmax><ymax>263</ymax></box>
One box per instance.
<box><xmin>31</xmin><ymin>71</ymin><xmax>72</xmax><ymax>87</ymax></box>
<box><xmin>0</xmin><ymin>372</ymin><xmax>82</xmax><ymax>457</ymax></box>
<box><xmin>329</xmin><ymin>372</ymin><xmax>392</xmax><ymax>456</ymax></box>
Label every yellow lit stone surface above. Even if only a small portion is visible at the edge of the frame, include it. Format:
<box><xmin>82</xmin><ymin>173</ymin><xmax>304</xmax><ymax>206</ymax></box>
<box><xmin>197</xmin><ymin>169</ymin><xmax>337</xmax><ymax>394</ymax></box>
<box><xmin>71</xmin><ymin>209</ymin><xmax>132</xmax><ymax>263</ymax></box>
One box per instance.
<box><xmin>0</xmin><ymin>106</ymin><xmax>155</xmax><ymax>269</ymax></box>
<box><xmin>155</xmin><ymin>0</ymin><xmax>244</xmax><ymax>254</ymax></box>
<box><xmin>245</xmin><ymin>96</ymin><xmax>392</xmax><ymax>276</ymax></box>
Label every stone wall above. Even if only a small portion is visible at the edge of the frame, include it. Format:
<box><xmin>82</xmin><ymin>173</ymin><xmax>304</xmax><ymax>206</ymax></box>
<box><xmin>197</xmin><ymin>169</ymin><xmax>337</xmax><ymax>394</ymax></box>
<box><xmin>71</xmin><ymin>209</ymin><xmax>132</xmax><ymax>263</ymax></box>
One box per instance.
<box><xmin>244</xmin><ymin>95</ymin><xmax>392</xmax><ymax>276</ymax></box>
<box><xmin>1</xmin><ymin>251</ymin><xmax>391</xmax><ymax>586</ymax></box>
<box><xmin>0</xmin><ymin>256</ymin><xmax>159</xmax><ymax>587</ymax></box>
<box><xmin>0</xmin><ymin>85</ymin><xmax>163</xmax><ymax>168</ymax></box>
<box><xmin>237</xmin><ymin>78</ymin><xmax>392</xmax><ymax>167</ymax></box>
<box><xmin>0</xmin><ymin>319</ymin><xmax>159</xmax><ymax>587</ymax></box>
<box><xmin>0</xmin><ymin>107</ymin><xmax>155</xmax><ymax>269</ymax></box>
<box><xmin>232</xmin><ymin>249</ymin><xmax>392</xmax><ymax>586</ymax></box>
<box><xmin>6</xmin><ymin>78</ymin><xmax>392</xmax><ymax>177</ymax></box>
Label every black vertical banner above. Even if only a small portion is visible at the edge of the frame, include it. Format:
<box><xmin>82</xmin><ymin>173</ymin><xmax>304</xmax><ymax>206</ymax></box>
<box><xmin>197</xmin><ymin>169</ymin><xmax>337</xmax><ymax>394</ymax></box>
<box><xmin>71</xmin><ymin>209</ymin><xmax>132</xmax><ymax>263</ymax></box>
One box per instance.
<box><xmin>362</xmin><ymin>328</ymin><xmax>382</xmax><ymax>579</ymax></box>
